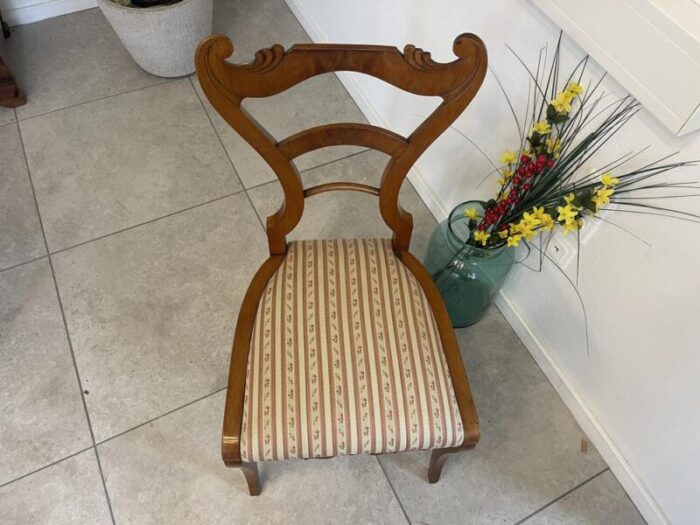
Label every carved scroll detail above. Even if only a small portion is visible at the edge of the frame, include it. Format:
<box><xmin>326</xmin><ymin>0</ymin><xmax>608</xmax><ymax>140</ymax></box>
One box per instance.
<box><xmin>403</xmin><ymin>45</ymin><xmax>445</xmax><ymax>71</ymax></box>
<box><xmin>241</xmin><ymin>44</ymin><xmax>286</xmax><ymax>73</ymax></box>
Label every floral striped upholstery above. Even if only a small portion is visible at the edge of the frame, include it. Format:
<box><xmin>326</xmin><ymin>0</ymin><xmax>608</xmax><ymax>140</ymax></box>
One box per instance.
<box><xmin>240</xmin><ymin>239</ymin><xmax>464</xmax><ymax>462</ymax></box>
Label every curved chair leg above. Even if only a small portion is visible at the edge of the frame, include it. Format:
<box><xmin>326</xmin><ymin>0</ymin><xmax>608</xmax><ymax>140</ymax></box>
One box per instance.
<box><xmin>240</xmin><ymin>462</ymin><xmax>261</xmax><ymax>496</ymax></box>
<box><xmin>428</xmin><ymin>444</ymin><xmax>475</xmax><ymax>483</ymax></box>
<box><xmin>226</xmin><ymin>460</ymin><xmax>261</xmax><ymax>496</ymax></box>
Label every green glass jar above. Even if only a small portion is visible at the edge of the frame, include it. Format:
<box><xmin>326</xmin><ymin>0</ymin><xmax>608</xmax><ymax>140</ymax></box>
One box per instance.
<box><xmin>423</xmin><ymin>201</ymin><xmax>515</xmax><ymax>327</ymax></box>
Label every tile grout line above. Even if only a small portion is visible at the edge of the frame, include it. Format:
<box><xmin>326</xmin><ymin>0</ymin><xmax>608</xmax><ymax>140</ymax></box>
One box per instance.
<box><xmin>0</xmin><ymin>386</ymin><xmax>228</xmax><ymax>492</ymax></box>
<box><xmin>514</xmin><ymin>467</ymin><xmax>610</xmax><ymax>524</ymax></box>
<box><xmin>186</xmin><ymin>75</ymin><xmax>268</xmax><ymax>232</ymax></box>
<box><xmin>0</xmin><ymin>254</ymin><xmax>48</xmax><ymax>275</ymax></box>
<box><xmin>0</xmin><ymin>446</ymin><xmax>94</xmax><ymax>490</ymax></box>
<box><xmin>16</xmin><ymin>78</ymin><xmax>176</xmax><ymax>123</ymax></box>
<box><xmin>1</xmin><ymin>189</ymin><xmax>245</xmax><ymax>274</ymax></box>
<box><xmin>294</xmin><ymin>147</ymin><xmax>371</xmax><ymax>176</ymax></box>
<box><xmin>14</xmin><ymin>122</ymin><xmax>117</xmax><ymax>525</ymax></box>
<box><xmin>95</xmin><ymin>386</ymin><xmax>227</xmax><ymax>447</ymax></box>
<box><xmin>50</xmin><ymin>189</ymin><xmax>246</xmax><ymax>256</ymax></box>
<box><xmin>375</xmin><ymin>456</ymin><xmax>413</xmax><ymax>525</ymax></box>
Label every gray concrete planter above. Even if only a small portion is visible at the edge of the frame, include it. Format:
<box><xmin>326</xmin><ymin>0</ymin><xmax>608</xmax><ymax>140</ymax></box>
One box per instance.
<box><xmin>97</xmin><ymin>0</ymin><xmax>213</xmax><ymax>77</ymax></box>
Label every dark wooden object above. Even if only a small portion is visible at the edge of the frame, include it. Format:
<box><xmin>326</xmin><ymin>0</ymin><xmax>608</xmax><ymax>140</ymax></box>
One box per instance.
<box><xmin>0</xmin><ymin>14</ymin><xmax>26</xmax><ymax>109</ymax></box>
<box><xmin>195</xmin><ymin>32</ymin><xmax>487</xmax><ymax>495</ymax></box>
<box><xmin>0</xmin><ymin>56</ymin><xmax>24</xmax><ymax>108</ymax></box>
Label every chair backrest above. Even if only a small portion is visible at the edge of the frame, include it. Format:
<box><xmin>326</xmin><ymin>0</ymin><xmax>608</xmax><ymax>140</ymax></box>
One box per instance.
<box><xmin>195</xmin><ymin>33</ymin><xmax>487</xmax><ymax>255</ymax></box>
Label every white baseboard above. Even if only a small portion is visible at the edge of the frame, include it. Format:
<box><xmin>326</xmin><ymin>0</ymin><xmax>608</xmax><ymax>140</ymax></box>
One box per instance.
<box><xmin>285</xmin><ymin>1</ymin><xmax>667</xmax><ymax>523</ymax></box>
<box><xmin>494</xmin><ymin>291</ymin><xmax>668</xmax><ymax>525</ymax></box>
<box><xmin>3</xmin><ymin>0</ymin><xmax>96</xmax><ymax>26</ymax></box>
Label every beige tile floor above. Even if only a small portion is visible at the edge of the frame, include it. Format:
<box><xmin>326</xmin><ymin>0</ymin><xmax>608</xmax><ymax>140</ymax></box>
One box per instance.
<box><xmin>0</xmin><ymin>1</ymin><xmax>646</xmax><ymax>524</ymax></box>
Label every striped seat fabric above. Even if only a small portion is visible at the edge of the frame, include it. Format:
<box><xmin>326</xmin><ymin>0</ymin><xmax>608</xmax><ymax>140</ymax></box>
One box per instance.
<box><xmin>240</xmin><ymin>239</ymin><xmax>464</xmax><ymax>462</ymax></box>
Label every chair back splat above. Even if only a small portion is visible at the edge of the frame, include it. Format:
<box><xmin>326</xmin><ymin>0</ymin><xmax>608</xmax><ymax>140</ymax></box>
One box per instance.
<box><xmin>195</xmin><ymin>34</ymin><xmax>487</xmax><ymax>255</ymax></box>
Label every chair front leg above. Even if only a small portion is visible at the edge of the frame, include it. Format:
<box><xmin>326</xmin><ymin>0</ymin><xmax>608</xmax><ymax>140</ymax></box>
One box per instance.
<box><xmin>428</xmin><ymin>444</ymin><xmax>475</xmax><ymax>483</ymax></box>
<box><xmin>225</xmin><ymin>459</ymin><xmax>261</xmax><ymax>496</ymax></box>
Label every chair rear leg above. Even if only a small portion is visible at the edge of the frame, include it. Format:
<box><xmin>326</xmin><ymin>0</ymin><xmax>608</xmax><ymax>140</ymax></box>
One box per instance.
<box><xmin>428</xmin><ymin>444</ymin><xmax>475</xmax><ymax>483</ymax></box>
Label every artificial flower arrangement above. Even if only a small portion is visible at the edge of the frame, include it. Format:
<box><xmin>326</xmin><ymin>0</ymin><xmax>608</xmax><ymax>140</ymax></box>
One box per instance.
<box><xmin>425</xmin><ymin>35</ymin><xmax>698</xmax><ymax>328</ymax></box>
<box><xmin>459</xmin><ymin>46</ymin><xmax>698</xmax><ymax>252</ymax></box>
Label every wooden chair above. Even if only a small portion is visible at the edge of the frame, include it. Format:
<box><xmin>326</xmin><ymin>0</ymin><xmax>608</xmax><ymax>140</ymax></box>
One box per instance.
<box><xmin>195</xmin><ymin>32</ymin><xmax>487</xmax><ymax>495</ymax></box>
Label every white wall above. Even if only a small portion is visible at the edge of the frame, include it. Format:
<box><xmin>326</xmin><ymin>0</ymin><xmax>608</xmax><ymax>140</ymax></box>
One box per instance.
<box><xmin>0</xmin><ymin>0</ymin><xmax>95</xmax><ymax>26</ymax></box>
<box><xmin>286</xmin><ymin>1</ymin><xmax>700</xmax><ymax>523</ymax></box>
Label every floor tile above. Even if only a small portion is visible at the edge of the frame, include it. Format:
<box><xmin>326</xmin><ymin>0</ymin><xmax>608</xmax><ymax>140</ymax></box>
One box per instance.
<box><xmin>524</xmin><ymin>471</ymin><xmax>646</xmax><ymax>524</ymax></box>
<box><xmin>4</xmin><ymin>8</ymin><xmax>164</xmax><ymax>120</ymax></box>
<box><xmin>247</xmin><ymin>150</ymin><xmax>437</xmax><ymax>260</ymax></box>
<box><xmin>378</xmin><ymin>306</ymin><xmax>607</xmax><ymax>524</ymax></box>
<box><xmin>20</xmin><ymin>79</ymin><xmax>241</xmax><ymax>252</ymax></box>
<box><xmin>0</xmin><ymin>449</ymin><xmax>111</xmax><ymax>525</ymax></box>
<box><xmin>99</xmin><ymin>391</ymin><xmax>407</xmax><ymax>524</ymax></box>
<box><xmin>52</xmin><ymin>193</ymin><xmax>267</xmax><ymax>442</ymax></box>
<box><xmin>0</xmin><ymin>258</ymin><xmax>92</xmax><ymax>486</ymax></box>
<box><xmin>0</xmin><ymin>123</ymin><xmax>45</xmax><ymax>270</ymax></box>
<box><xmin>0</xmin><ymin>106</ymin><xmax>16</xmax><ymax>126</ymax></box>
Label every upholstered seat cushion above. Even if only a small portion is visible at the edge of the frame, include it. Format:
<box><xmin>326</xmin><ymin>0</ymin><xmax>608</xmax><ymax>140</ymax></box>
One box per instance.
<box><xmin>240</xmin><ymin>239</ymin><xmax>464</xmax><ymax>462</ymax></box>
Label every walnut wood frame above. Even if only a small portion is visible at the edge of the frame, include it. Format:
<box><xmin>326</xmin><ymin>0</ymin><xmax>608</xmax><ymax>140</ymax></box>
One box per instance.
<box><xmin>195</xmin><ymin>32</ymin><xmax>487</xmax><ymax>495</ymax></box>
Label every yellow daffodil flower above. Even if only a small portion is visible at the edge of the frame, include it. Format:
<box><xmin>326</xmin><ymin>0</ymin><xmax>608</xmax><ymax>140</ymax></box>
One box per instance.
<box><xmin>473</xmin><ymin>230</ymin><xmax>491</xmax><ymax>246</ymax></box>
<box><xmin>522</xmin><ymin>211</ymin><xmax>542</xmax><ymax>227</ymax></box>
<box><xmin>551</xmin><ymin>92</ymin><xmax>572</xmax><ymax>113</ymax></box>
<box><xmin>601</xmin><ymin>172</ymin><xmax>620</xmax><ymax>186</ymax></box>
<box><xmin>464</xmin><ymin>207</ymin><xmax>479</xmax><ymax>220</ymax></box>
<box><xmin>501</xmin><ymin>168</ymin><xmax>514</xmax><ymax>179</ymax></box>
<box><xmin>591</xmin><ymin>186</ymin><xmax>615</xmax><ymax>210</ymax></box>
<box><xmin>565</xmin><ymin>82</ymin><xmax>584</xmax><ymax>96</ymax></box>
<box><xmin>496</xmin><ymin>178</ymin><xmax>506</xmax><ymax>186</ymax></box>
<box><xmin>557</xmin><ymin>204</ymin><xmax>578</xmax><ymax>224</ymax></box>
<box><xmin>532</xmin><ymin>207</ymin><xmax>552</xmax><ymax>226</ymax></box>
<box><xmin>564</xmin><ymin>193</ymin><xmax>576</xmax><ymax>205</ymax></box>
<box><xmin>545</xmin><ymin>137</ymin><xmax>561</xmax><ymax>156</ymax></box>
<box><xmin>498</xmin><ymin>230</ymin><xmax>509</xmax><ymax>239</ymax></box>
<box><xmin>507</xmin><ymin>234</ymin><xmax>522</xmax><ymax>247</ymax></box>
<box><xmin>531</xmin><ymin>120</ymin><xmax>552</xmax><ymax>135</ymax></box>
<box><xmin>514</xmin><ymin>218</ymin><xmax>538</xmax><ymax>240</ymax></box>
<box><xmin>562</xmin><ymin>218</ymin><xmax>584</xmax><ymax>235</ymax></box>
<box><xmin>540</xmin><ymin>212</ymin><xmax>555</xmax><ymax>230</ymax></box>
<box><xmin>499</xmin><ymin>190</ymin><xmax>510</xmax><ymax>201</ymax></box>
<box><xmin>520</xmin><ymin>214</ymin><xmax>542</xmax><ymax>239</ymax></box>
<box><xmin>499</xmin><ymin>150</ymin><xmax>517</xmax><ymax>165</ymax></box>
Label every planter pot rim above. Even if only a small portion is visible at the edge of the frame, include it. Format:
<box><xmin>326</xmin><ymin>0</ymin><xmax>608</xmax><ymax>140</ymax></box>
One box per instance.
<box><xmin>447</xmin><ymin>200</ymin><xmax>509</xmax><ymax>252</ymax></box>
<box><xmin>98</xmin><ymin>0</ymin><xmax>213</xmax><ymax>77</ymax></box>
<box><xmin>99</xmin><ymin>0</ymin><xmax>196</xmax><ymax>14</ymax></box>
